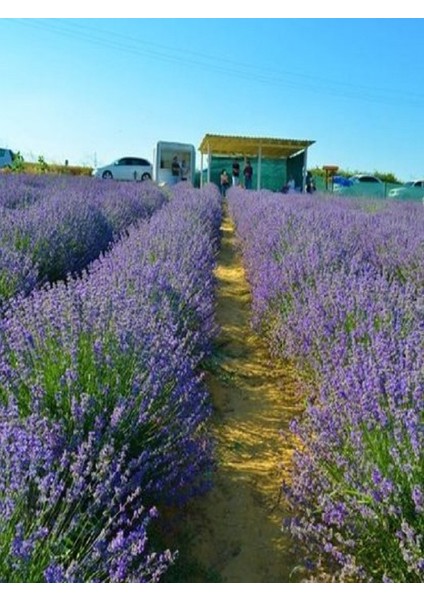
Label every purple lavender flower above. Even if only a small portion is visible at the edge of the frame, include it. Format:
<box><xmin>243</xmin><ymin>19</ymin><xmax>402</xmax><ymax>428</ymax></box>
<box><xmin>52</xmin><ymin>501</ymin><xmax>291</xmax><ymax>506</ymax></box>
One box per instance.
<box><xmin>228</xmin><ymin>187</ymin><xmax>424</xmax><ymax>582</ymax></box>
<box><xmin>0</xmin><ymin>174</ymin><xmax>167</xmax><ymax>304</ymax></box>
<box><xmin>0</xmin><ymin>181</ymin><xmax>220</xmax><ymax>581</ymax></box>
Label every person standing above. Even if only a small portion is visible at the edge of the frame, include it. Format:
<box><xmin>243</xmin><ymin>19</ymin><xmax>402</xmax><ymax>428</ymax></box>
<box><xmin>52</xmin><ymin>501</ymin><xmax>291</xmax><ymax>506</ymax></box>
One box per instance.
<box><xmin>306</xmin><ymin>171</ymin><xmax>316</xmax><ymax>194</ymax></box>
<box><xmin>181</xmin><ymin>159</ymin><xmax>190</xmax><ymax>182</ymax></box>
<box><xmin>171</xmin><ymin>155</ymin><xmax>180</xmax><ymax>184</ymax></box>
<box><xmin>220</xmin><ymin>169</ymin><xmax>230</xmax><ymax>197</ymax></box>
<box><xmin>243</xmin><ymin>159</ymin><xmax>253</xmax><ymax>189</ymax></box>
<box><xmin>232</xmin><ymin>159</ymin><xmax>240</xmax><ymax>186</ymax></box>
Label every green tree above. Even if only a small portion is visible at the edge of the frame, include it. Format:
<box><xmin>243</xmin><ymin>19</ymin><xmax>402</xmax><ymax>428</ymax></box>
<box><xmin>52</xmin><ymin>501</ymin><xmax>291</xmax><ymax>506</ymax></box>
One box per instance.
<box><xmin>37</xmin><ymin>155</ymin><xmax>49</xmax><ymax>173</ymax></box>
<box><xmin>372</xmin><ymin>170</ymin><xmax>400</xmax><ymax>184</ymax></box>
<box><xmin>311</xmin><ymin>165</ymin><xmax>401</xmax><ymax>183</ymax></box>
<box><xmin>11</xmin><ymin>151</ymin><xmax>25</xmax><ymax>172</ymax></box>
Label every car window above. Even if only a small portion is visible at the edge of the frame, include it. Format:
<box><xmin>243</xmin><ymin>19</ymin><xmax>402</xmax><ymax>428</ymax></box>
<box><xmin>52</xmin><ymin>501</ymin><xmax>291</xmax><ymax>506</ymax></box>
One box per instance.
<box><xmin>129</xmin><ymin>158</ymin><xmax>150</xmax><ymax>166</ymax></box>
<box><xmin>112</xmin><ymin>157</ymin><xmax>151</xmax><ymax>167</ymax></box>
<box><xmin>359</xmin><ymin>176</ymin><xmax>379</xmax><ymax>183</ymax></box>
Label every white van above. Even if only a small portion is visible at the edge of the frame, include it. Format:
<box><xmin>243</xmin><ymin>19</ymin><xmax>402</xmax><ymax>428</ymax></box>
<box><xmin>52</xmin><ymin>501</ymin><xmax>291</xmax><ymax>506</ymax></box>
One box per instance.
<box><xmin>154</xmin><ymin>141</ymin><xmax>196</xmax><ymax>186</ymax></box>
<box><xmin>92</xmin><ymin>156</ymin><xmax>153</xmax><ymax>181</ymax></box>
<box><xmin>0</xmin><ymin>148</ymin><xmax>14</xmax><ymax>169</ymax></box>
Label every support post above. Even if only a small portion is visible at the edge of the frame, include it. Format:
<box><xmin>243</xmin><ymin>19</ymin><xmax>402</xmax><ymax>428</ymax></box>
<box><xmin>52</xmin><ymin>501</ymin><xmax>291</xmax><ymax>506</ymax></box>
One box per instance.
<box><xmin>257</xmin><ymin>145</ymin><xmax>262</xmax><ymax>190</ymax></box>
<box><xmin>302</xmin><ymin>148</ymin><xmax>308</xmax><ymax>193</ymax></box>
<box><xmin>207</xmin><ymin>143</ymin><xmax>211</xmax><ymax>184</ymax></box>
<box><xmin>200</xmin><ymin>152</ymin><xmax>204</xmax><ymax>188</ymax></box>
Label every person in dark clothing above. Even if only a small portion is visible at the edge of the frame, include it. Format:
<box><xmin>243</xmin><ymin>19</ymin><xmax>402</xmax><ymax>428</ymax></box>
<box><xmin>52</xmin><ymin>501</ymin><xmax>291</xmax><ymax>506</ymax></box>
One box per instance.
<box><xmin>232</xmin><ymin>159</ymin><xmax>240</xmax><ymax>186</ymax></box>
<box><xmin>171</xmin><ymin>156</ymin><xmax>180</xmax><ymax>184</ymax></box>
<box><xmin>306</xmin><ymin>171</ymin><xmax>316</xmax><ymax>194</ymax></box>
<box><xmin>243</xmin><ymin>159</ymin><xmax>253</xmax><ymax>189</ymax></box>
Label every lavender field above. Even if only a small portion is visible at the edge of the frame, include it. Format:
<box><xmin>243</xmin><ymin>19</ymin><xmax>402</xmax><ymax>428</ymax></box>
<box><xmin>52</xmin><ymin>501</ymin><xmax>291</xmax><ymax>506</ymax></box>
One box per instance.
<box><xmin>0</xmin><ymin>177</ymin><xmax>221</xmax><ymax>582</ymax></box>
<box><xmin>228</xmin><ymin>187</ymin><xmax>424</xmax><ymax>582</ymax></box>
<box><xmin>0</xmin><ymin>174</ymin><xmax>167</xmax><ymax>303</ymax></box>
<box><xmin>1</xmin><ymin>173</ymin><xmax>423</xmax><ymax>582</ymax></box>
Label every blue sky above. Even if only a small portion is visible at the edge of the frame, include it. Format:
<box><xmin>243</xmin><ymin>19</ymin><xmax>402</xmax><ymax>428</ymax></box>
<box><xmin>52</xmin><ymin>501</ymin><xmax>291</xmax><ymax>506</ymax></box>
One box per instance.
<box><xmin>1</xmin><ymin>17</ymin><xmax>423</xmax><ymax>181</ymax></box>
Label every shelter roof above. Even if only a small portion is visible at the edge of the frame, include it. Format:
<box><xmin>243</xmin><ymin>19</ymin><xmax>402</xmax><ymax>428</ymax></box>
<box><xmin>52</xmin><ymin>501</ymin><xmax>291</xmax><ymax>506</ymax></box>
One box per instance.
<box><xmin>199</xmin><ymin>133</ymin><xmax>315</xmax><ymax>159</ymax></box>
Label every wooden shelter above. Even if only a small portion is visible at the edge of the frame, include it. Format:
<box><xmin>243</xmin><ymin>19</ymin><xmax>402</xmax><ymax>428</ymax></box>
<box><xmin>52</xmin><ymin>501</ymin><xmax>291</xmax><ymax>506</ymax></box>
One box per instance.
<box><xmin>199</xmin><ymin>133</ymin><xmax>315</xmax><ymax>191</ymax></box>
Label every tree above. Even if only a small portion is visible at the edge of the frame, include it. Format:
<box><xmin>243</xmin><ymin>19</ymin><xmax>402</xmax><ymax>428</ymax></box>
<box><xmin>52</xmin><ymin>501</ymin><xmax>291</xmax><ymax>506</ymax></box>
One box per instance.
<box><xmin>310</xmin><ymin>165</ymin><xmax>401</xmax><ymax>184</ymax></box>
<box><xmin>11</xmin><ymin>151</ymin><xmax>25</xmax><ymax>172</ymax></box>
<box><xmin>37</xmin><ymin>155</ymin><xmax>49</xmax><ymax>173</ymax></box>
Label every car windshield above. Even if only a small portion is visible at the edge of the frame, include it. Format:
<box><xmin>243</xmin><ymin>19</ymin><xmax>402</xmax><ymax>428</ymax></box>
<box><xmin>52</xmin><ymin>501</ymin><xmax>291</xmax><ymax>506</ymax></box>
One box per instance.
<box><xmin>357</xmin><ymin>176</ymin><xmax>379</xmax><ymax>183</ymax></box>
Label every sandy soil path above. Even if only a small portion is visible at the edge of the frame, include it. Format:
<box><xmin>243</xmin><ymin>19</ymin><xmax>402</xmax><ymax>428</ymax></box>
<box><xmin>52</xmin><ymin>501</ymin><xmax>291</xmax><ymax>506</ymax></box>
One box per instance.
<box><xmin>165</xmin><ymin>205</ymin><xmax>305</xmax><ymax>582</ymax></box>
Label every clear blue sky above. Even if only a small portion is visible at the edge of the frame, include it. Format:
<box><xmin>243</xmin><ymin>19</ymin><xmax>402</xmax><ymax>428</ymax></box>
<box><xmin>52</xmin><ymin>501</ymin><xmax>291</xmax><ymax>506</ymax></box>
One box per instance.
<box><xmin>1</xmin><ymin>17</ymin><xmax>423</xmax><ymax>181</ymax></box>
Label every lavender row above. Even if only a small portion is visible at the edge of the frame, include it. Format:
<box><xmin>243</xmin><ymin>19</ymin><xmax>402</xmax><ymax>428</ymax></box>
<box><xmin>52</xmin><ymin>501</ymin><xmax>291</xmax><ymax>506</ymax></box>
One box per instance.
<box><xmin>228</xmin><ymin>188</ymin><xmax>424</xmax><ymax>582</ymax></box>
<box><xmin>0</xmin><ymin>174</ymin><xmax>167</xmax><ymax>302</ymax></box>
<box><xmin>0</xmin><ymin>182</ymin><xmax>222</xmax><ymax>582</ymax></box>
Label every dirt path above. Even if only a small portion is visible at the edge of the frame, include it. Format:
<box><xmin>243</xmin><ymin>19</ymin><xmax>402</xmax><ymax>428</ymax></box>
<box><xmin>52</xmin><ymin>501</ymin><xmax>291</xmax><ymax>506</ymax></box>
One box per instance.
<box><xmin>165</xmin><ymin>205</ymin><xmax>305</xmax><ymax>583</ymax></box>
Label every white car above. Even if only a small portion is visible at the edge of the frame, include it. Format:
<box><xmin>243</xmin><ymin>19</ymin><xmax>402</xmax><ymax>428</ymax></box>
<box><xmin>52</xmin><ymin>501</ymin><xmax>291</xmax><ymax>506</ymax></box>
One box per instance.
<box><xmin>93</xmin><ymin>157</ymin><xmax>153</xmax><ymax>181</ymax></box>
<box><xmin>388</xmin><ymin>180</ymin><xmax>424</xmax><ymax>200</ymax></box>
<box><xmin>333</xmin><ymin>173</ymin><xmax>385</xmax><ymax>197</ymax></box>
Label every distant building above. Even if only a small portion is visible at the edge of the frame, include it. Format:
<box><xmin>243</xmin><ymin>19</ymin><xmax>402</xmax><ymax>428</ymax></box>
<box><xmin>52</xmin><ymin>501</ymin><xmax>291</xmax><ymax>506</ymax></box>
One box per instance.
<box><xmin>198</xmin><ymin>134</ymin><xmax>315</xmax><ymax>192</ymax></box>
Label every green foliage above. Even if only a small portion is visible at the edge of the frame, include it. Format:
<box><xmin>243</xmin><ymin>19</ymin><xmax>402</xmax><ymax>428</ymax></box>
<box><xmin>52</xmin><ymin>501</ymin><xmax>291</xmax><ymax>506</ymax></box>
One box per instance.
<box><xmin>6</xmin><ymin>159</ymin><xmax>92</xmax><ymax>177</ymax></box>
<box><xmin>372</xmin><ymin>171</ymin><xmax>400</xmax><ymax>184</ymax></box>
<box><xmin>37</xmin><ymin>155</ymin><xmax>49</xmax><ymax>173</ymax></box>
<box><xmin>11</xmin><ymin>151</ymin><xmax>25</xmax><ymax>172</ymax></box>
<box><xmin>311</xmin><ymin>166</ymin><xmax>401</xmax><ymax>184</ymax></box>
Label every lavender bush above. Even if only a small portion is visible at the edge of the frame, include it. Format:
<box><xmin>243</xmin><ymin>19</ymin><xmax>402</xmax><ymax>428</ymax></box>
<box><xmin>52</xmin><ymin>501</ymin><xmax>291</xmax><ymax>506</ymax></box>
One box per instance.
<box><xmin>0</xmin><ymin>173</ymin><xmax>49</xmax><ymax>209</ymax></box>
<box><xmin>0</xmin><ymin>182</ymin><xmax>221</xmax><ymax>581</ymax></box>
<box><xmin>228</xmin><ymin>187</ymin><xmax>424</xmax><ymax>582</ymax></box>
<box><xmin>0</xmin><ymin>174</ymin><xmax>167</xmax><ymax>303</ymax></box>
<box><xmin>0</xmin><ymin>407</ymin><xmax>174</xmax><ymax>582</ymax></box>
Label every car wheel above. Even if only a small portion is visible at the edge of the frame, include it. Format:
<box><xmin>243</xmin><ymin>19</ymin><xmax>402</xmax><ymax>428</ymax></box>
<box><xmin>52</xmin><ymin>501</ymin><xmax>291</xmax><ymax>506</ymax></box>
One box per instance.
<box><xmin>141</xmin><ymin>172</ymin><xmax>151</xmax><ymax>181</ymax></box>
<box><xmin>102</xmin><ymin>171</ymin><xmax>113</xmax><ymax>180</ymax></box>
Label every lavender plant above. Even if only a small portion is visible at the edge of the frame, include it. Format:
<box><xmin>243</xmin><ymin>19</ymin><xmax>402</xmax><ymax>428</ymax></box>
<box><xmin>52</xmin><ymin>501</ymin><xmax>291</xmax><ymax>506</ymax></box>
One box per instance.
<box><xmin>0</xmin><ymin>182</ymin><xmax>221</xmax><ymax>581</ymax></box>
<box><xmin>228</xmin><ymin>187</ymin><xmax>424</xmax><ymax>582</ymax></box>
<box><xmin>0</xmin><ymin>407</ymin><xmax>174</xmax><ymax>582</ymax></box>
<box><xmin>0</xmin><ymin>174</ymin><xmax>167</xmax><ymax>303</ymax></box>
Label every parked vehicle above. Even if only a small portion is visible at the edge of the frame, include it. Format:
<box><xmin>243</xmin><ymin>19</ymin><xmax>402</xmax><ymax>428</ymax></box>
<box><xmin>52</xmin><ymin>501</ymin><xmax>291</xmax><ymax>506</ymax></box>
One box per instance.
<box><xmin>0</xmin><ymin>148</ymin><xmax>15</xmax><ymax>169</ymax></box>
<box><xmin>332</xmin><ymin>175</ymin><xmax>354</xmax><ymax>188</ymax></box>
<box><xmin>333</xmin><ymin>173</ymin><xmax>385</xmax><ymax>197</ymax></box>
<box><xmin>349</xmin><ymin>174</ymin><xmax>383</xmax><ymax>185</ymax></box>
<box><xmin>388</xmin><ymin>180</ymin><xmax>424</xmax><ymax>200</ymax></box>
<box><xmin>92</xmin><ymin>157</ymin><xmax>153</xmax><ymax>181</ymax></box>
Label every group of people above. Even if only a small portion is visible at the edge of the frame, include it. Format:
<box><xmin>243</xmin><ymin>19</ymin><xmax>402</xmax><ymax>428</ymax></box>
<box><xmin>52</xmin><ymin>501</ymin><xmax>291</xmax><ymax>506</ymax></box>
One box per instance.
<box><xmin>219</xmin><ymin>161</ymin><xmax>317</xmax><ymax>197</ymax></box>
<box><xmin>281</xmin><ymin>171</ymin><xmax>316</xmax><ymax>194</ymax></box>
<box><xmin>220</xmin><ymin>158</ymin><xmax>253</xmax><ymax>197</ymax></box>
